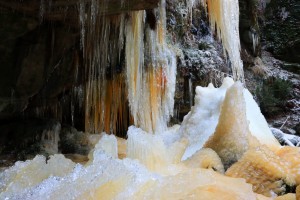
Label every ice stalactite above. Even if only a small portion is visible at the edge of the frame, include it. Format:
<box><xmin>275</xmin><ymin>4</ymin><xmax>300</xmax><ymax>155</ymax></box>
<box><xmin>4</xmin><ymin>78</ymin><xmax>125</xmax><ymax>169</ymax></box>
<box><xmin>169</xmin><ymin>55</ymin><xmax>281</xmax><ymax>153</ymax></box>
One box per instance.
<box><xmin>205</xmin><ymin>0</ymin><xmax>244</xmax><ymax>82</ymax></box>
<box><xmin>184</xmin><ymin>0</ymin><xmax>244</xmax><ymax>82</ymax></box>
<box><xmin>125</xmin><ymin>11</ymin><xmax>145</xmax><ymax>133</ymax></box>
<box><xmin>200</xmin><ymin>0</ymin><xmax>244</xmax><ymax>82</ymax></box>
<box><xmin>40</xmin><ymin>122</ymin><xmax>61</xmax><ymax>155</ymax></box>
<box><xmin>251</xmin><ymin>30</ymin><xmax>259</xmax><ymax>54</ymax></box>
<box><xmin>79</xmin><ymin>0</ymin><xmax>130</xmax><ymax>135</ymax></box>
<box><xmin>186</xmin><ymin>0</ymin><xmax>202</xmax><ymax>19</ymax></box>
<box><xmin>125</xmin><ymin>1</ymin><xmax>177</xmax><ymax>133</ymax></box>
<box><xmin>79</xmin><ymin>0</ymin><xmax>176</xmax><ymax>135</ymax></box>
<box><xmin>188</xmin><ymin>78</ymin><xmax>193</xmax><ymax>107</ymax></box>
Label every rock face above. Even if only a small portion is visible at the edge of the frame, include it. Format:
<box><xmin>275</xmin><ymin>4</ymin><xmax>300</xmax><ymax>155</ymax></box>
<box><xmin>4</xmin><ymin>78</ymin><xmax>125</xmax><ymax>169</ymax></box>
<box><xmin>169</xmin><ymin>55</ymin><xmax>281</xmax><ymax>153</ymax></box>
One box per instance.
<box><xmin>166</xmin><ymin>0</ymin><xmax>228</xmax><ymax>121</ymax></box>
<box><xmin>0</xmin><ymin>0</ymin><xmax>161</xmax><ymax>158</ymax></box>
<box><xmin>264</xmin><ymin>0</ymin><xmax>300</xmax><ymax>63</ymax></box>
<box><xmin>239</xmin><ymin>0</ymin><xmax>300</xmax><ymax>136</ymax></box>
<box><xmin>239</xmin><ymin>0</ymin><xmax>262</xmax><ymax>57</ymax></box>
<box><xmin>0</xmin><ymin>10</ymin><xmax>79</xmax><ymax>121</ymax></box>
<box><xmin>0</xmin><ymin>0</ymin><xmax>160</xmax><ymax>123</ymax></box>
<box><xmin>0</xmin><ymin>119</ymin><xmax>61</xmax><ymax>160</ymax></box>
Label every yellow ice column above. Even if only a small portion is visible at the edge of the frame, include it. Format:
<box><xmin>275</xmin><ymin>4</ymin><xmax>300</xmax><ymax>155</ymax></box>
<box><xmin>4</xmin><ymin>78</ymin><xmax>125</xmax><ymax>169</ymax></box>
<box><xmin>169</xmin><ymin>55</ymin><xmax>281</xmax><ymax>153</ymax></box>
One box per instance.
<box><xmin>125</xmin><ymin>2</ymin><xmax>176</xmax><ymax>134</ymax></box>
<box><xmin>203</xmin><ymin>0</ymin><xmax>244</xmax><ymax>82</ymax></box>
<box><xmin>204</xmin><ymin>82</ymin><xmax>255</xmax><ymax>167</ymax></box>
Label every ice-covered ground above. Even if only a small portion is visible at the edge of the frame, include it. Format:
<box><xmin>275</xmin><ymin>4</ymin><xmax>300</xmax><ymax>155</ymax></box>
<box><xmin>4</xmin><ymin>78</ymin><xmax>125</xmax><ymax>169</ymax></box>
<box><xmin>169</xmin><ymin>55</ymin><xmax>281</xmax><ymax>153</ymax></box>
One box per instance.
<box><xmin>0</xmin><ymin>78</ymin><xmax>297</xmax><ymax>199</ymax></box>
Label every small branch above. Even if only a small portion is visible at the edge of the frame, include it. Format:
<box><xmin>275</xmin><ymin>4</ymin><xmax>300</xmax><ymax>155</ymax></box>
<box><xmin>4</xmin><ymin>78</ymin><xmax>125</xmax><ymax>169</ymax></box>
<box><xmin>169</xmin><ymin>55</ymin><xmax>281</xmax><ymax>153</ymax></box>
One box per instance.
<box><xmin>279</xmin><ymin>115</ymin><xmax>290</xmax><ymax>130</ymax></box>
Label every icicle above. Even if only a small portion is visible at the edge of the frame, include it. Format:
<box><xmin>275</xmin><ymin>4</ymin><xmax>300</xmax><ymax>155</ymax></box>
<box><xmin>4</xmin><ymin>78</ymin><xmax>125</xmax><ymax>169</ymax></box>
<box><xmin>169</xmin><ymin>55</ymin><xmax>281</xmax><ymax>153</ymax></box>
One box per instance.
<box><xmin>40</xmin><ymin>123</ymin><xmax>61</xmax><ymax>155</ymax></box>
<box><xmin>251</xmin><ymin>29</ymin><xmax>259</xmax><ymax>54</ymax></box>
<box><xmin>79</xmin><ymin>1</ymin><xmax>86</xmax><ymax>50</ymax></box>
<box><xmin>39</xmin><ymin>0</ymin><xmax>45</xmax><ymax>21</ymax></box>
<box><xmin>79</xmin><ymin>0</ymin><xmax>130</xmax><ymax>134</ymax></box>
<box><xmin>125</xmin><ymin>11</ymin><xmax>145</xmax><ymax>131</ymax></box>
<box><xmin>125</xmin><ymin>0</ymin><xmax>177</xmax><ymax>134</ymax></box>
<box><xmin>186</xmin><ymin>0</ymin><xmax>202</xmax><ymax>20</ymax></box>
<box><xmin>188</xmin><ymin>78</ymin><xmax>193</xmax><ymax>107</ymax></box>
<box><xmin>77</xmin><ymin>0</ymin><xmax>176</xmax><ymax>134</ymax></box>
<box><xmin>200</xmin><ymin>0</ymin><xmax>244</xmax><ymax>82</ymax></box>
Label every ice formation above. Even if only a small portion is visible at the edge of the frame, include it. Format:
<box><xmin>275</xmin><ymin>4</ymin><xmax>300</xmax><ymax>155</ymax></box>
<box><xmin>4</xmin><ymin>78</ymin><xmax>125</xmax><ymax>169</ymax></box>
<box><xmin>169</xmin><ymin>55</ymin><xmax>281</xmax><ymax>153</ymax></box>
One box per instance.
<box><xmin>40</xmin><ymin>122</ymin><xmax>61</xmax><ymax>154</ymax></box>
<box><xmin>179</xmin><ymin>77</ymin><xmax>234</xmax><ymax>160</ymax></box>
<box><xmin>0</xmin><ymin>154</ymin><xmax>75</xmax><ymax>198</ymax></box>
<box><xmin>1</xmin><ymin>0</ymin><xmax>299</xmax><ymax>197</ymax></box>
<box><xmin>204</xmin><ymin>82</ymin><xmax>255</xmax><ymax>168</ymax></box>
<box><xmin>245</xmin><ymin>91</ymin><xmax>281</xmax><ymax>152</ymax></box>
<box><xmin>2</xmin><ymin>77</ymin><xmax>299</xmax><ymax>199</ymax></box>
<box><xmin>0</xmin><ymin>132</ymin><xmax>261</xmax><ymax>200</ymax></box>
<box><xmin>127</xmin><ymin>126</ymin><xmax>187</xmax><ymax>172</ymax></box>
<box><xmin>201</xmin><ymin>0</ymin><xmax>244</xmax><ymax>81</ymax></box>
<box><xmin>80</xmin><ymin>0</ymin><xmax>176</xmax><ymax>135</ymax></box>
<box><xmin>89</xmin><ymin>133</ymin><xmax>118</xmax><ymax>159</ymax></box>
<box><xmin>252</xmin><ymin>31</ymin><xmax>259</xmax><ymax>54</ymax></box>
<box><xmin>82</xmin><ymin>11</ymin><xmax>130</xmax><ymax>134</ymax></box>
<box><xmin>226</xmin><ymin>146</ymin><xmax>294</xmax><ymax>197</ymax></box>
<box><xmin>183</xmin><ymin>148</ymin><xmax>224</xmax><ymax>173</ymax></box>
<box><xmin>276</xmin><ymin>147</ymin><xmax>300</xmax><ymax>185</ymax></box>
<box><xmin>179</xmin><ymin>77</ymin><xmax>280</xmax><ymax>161</ymax></box>
<box><xmin>125</xmin><ymin>5</ymin><xmax>177</xmax><ymax>133</ymax></box>
<box><xmin>80</xmin><ymin>0</ymin><xmax>245</xmax><ymax>135</ymax></box>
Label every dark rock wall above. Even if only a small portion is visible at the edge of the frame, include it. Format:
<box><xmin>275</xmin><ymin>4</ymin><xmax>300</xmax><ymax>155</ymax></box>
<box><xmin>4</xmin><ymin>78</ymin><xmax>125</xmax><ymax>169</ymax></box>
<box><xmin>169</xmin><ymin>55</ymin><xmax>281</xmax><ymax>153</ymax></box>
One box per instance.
<box><xmin>0</xmin><ymin>10</ymin><xmax>80</xmax><ymax>121</ymax></box>
<box><xmin>239</xmin><ymin>0</ymin><xmax>262</xmax><ymax>57</ymax></box>
<box><xmin>264</xmin><ymin>0</ymin><xmax>300</xmax><ymax>63</ymax></box>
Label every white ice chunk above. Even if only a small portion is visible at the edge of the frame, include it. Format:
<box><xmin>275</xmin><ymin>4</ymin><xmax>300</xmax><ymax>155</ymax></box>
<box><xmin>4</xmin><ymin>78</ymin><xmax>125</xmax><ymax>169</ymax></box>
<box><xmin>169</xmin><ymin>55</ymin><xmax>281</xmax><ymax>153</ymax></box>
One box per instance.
<box><xmin>0</xmin><ymin>154</ymin><xmax>75</xmax><ymax>199</ymax></box>
<box><xmin>94</xmin><ymin>133</ymin><xmax>118</xmax><ymax>159</ymax></box>
<box><xmin>180</xmin><ymin>77</ymin><xmax>234</xmax><ymax>160</ymax></box>
<box><xmin>127</xmin><ymin>126</ymin><xmax>169</xmax><ymax>171</ymax></box>
<box><xmin>244</xmin><ymin>89</ymin><xmax>281</xmax><ymax>151</ymax></box>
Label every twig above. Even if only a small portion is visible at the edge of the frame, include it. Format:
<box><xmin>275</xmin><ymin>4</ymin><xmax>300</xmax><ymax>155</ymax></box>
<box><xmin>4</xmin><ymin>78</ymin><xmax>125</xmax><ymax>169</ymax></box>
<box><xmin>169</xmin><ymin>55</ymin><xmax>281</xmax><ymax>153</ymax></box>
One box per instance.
<box><xmin>280</xmin><ymin>115</ymin><xmax>290</xmax><ymax>130</ymax></box>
